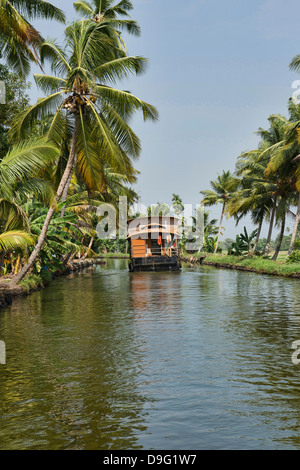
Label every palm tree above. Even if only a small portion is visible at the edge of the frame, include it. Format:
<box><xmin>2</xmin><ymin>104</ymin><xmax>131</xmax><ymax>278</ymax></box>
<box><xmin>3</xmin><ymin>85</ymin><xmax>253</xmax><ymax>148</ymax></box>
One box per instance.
<box><xmin>0</xmin><ymin>138</ymin><xmax>59</xmax><ymax>275</ymax></box>
<box><xmin>228</xmin><ymin>150</ymin><xmax>270</xmax><ymax>253</ymax></box>
<box><xmin>254</xmin><ymin>116</ymin><xmax>290</xmax><ymax>255</ymax></box>
<box><xmin>234</xmin><ymin>114</ymin><xmax>296</xmax><ymax>256</ymax></box>
<box><xmin>262</xmin><ymin>104</ymin><xmax>300</xmax><ymax>256</ymax></box>
<box><xmin>11</xmin><ymin>20</ymin><xmax>158</xmax><ymax>282</ymax></box>
<box><xmin>272</xmin><ymin>200</ymin><xmax>287</xmax><ymax>260</ymax></box>
<box><xmin>0</xmin><ymin>0</ymin><xmax>65</xmax><ymax>76</ymax></box>
<box><xmin>196</xmin><ymin>210</ymin><xmax>218</xmax><ymax>253</ymax></box>
<box><xmin>171</xmin><ymin>193</ymin><xmax>184</xmax><ymax>214</ymax></box>
<box><xmin>200</xmin><ymin>170</ymin><xmax>238</xmax><ymax>254</ymax></box>
<box><xmin>73</xmin><ymin>0</ymin><xmax>141</xmax><ymax>40</ymax></box>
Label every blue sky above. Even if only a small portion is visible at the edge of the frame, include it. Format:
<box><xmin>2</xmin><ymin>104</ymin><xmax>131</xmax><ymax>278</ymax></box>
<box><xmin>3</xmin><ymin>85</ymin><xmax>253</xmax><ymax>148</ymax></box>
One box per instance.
<box><xmin>29</xmin><ymin>0</ymin><xmax>300</xmax><ymax>239</ymax></box>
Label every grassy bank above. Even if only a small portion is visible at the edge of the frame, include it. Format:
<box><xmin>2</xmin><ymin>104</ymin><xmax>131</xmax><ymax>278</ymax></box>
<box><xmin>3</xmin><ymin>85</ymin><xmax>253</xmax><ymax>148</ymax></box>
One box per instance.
<box><xmin>96</xmin><ymin>253</ymin><xmax>130</xmax><ymax>259</ymax></box>
<box><xmin>181</xmin><ymin>252</ymin><xmax>300</xmax><ymax>278</ymax></box>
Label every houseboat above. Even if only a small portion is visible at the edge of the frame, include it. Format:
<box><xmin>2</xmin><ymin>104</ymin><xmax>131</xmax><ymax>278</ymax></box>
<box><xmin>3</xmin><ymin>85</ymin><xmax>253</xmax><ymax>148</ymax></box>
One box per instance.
<box><xmin>127</xmin><ymin>216</ymin><xmax>181</xmax><ymax>272</ymax></box>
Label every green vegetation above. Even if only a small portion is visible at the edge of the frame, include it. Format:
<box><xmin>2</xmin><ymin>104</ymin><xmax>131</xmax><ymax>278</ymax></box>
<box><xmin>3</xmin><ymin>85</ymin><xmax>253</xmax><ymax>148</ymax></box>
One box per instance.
<box><xmin>203</xmin><ymin>254</ymin><xmax>300</xmax><ymax>277</ymax></box>
<box><xmin>1</xmin><ymin>1</ymin><xmax>300</xmax><ymax>284</ymax></box>
<box><xmin>18</xmin><ymin>274</ymin><xmax>45</xmax><ymax>293</ymax></box>
<box><xmin>201</xmin><ymin>170</ymin><xmax>239</xmax><ymax>254</ymax></box>
<box><xmin>98</xmin><ymin>252</ymin><xmax>129</xmax><ymax>258</ymax></box>
<box><xmin>287</xmin><ymin>250</ymin><xmax>300</xmax><ymax>263</ymax></box>
<box><xmin>199</xmin><ymin>100</ymin><xmax>300</xmax><ymax>261</ymax></box>
<box><xmin>0</xmin><ymin>63</ymin><xmax>30</xmax><ymax>155</ymax></box>
<box><xmin>181</xmin><ymin>250</ymin><xmax>300</xmax><ymax>277</ymax></box>
<box><xmin>0</xmin><ymin>1</ymin><xmax>158</xmax><ymax>283</ymax></box>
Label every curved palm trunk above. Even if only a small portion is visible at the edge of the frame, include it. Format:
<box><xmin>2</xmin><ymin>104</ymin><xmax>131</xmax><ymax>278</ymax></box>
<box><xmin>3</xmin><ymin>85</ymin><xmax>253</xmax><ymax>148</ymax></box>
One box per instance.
<box><xmin>15</xmin><ymin>119</ymin><xmax>79</xmax><ymax>283</ymax></box>
<box><xmin>264</xmin><ymin>195</ymin><xmax>277</xmax><ymax>256</ymax></box>
<box><xmin>288</xmin><ymin>192</ymin><xmax>300</xmax><ymax>257</ymax></box>
<box><xmin>60</xmin><ymin>154</ymin><xmax>78</xmax><ymax>217</ymax></box>
<box><xmin>214</xmin><ymin>202</ymin><xmax>225</xmax><ymax>254</ymax></box>
<box><xmin>252</xmin><ymin>217</ymin><xmax>263</xmax><ymax>254</ymax></box>
<box><xmin>272</xmin><ymin>214</ymin><xmax>286</xmax><ymax>261</ymax></box>
<box><xmin>81</xmin><ymin>236</ymin><xmax>95</xmax><ymax>260</ymax></box>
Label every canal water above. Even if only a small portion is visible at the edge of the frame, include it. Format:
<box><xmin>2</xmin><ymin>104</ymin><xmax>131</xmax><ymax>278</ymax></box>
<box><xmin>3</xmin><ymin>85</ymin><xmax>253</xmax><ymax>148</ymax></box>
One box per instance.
<box><xmin>1</xmin><ymin>259</ymin><xmax>300</xmax><ymax>450</ymax></box>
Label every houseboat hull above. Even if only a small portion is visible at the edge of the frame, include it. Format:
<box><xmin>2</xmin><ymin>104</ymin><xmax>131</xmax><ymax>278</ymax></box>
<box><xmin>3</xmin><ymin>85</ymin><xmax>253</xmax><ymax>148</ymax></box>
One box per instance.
<box><xmin>129</xmin><ymin>255</ymin><xmax>181</xmax><ymax>272</ymax></box>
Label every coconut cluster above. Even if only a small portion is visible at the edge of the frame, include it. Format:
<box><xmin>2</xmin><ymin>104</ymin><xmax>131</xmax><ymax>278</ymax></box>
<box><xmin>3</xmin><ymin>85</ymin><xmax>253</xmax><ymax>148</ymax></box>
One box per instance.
<box><xmin>63</xmin><ymin>92</ymin><xmax>97</xmax><ymax>114</ymax></box>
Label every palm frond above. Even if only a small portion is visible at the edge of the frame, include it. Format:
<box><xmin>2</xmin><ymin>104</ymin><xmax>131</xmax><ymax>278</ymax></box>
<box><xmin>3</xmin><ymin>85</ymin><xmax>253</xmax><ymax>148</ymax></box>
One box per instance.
<box><xmin>73</xmin><ymin>0</ymin><xmax>94</xmax><ymax>17</ymax></box>
<box><xmin>0</xmin><ymin>230</ymin><xmax>34</xmax><ymax>251</ymax></box>
<box><xmin>96</xmin><ymin>84</ymin><xmax>159</xmax><ymax>121</ymax></box>
<box><xmin>9</xmin><ymin>91</ymin><xmax>65</xmax><ymax>140</ymax></box>
<box><xmin>0</xmin><ymin>139</ymin><xmax>59</xmax><ymax>181</ymax></box>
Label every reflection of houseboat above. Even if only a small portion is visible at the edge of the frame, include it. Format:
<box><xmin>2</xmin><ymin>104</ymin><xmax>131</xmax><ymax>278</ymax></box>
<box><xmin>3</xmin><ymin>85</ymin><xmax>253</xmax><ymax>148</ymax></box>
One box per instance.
<box><xmin>127</xmin><ymin>216</ymin><xmax>181</xmax><ymax>272</ymax></box>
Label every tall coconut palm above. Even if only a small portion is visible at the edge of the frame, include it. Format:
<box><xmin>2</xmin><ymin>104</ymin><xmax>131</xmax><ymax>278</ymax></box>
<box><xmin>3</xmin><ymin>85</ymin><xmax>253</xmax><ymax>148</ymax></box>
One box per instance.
<box><xmin>263</xmin><ymin>103</ymin><xmax>300</xmax><ymax>256</ymax></box>
<box><xmin>11</xmin><ymin>20</ymin><xmax>158</xmax><ymax>282</ymax></box>
<box><xmin>231</xmin><ymin>150</ymin><xmax>268</xmax><ymax>234</ymax></box>
<box><xmin>229</xmin><ymin>146</ymin><xmax>280</xmax><ymax>255</ymax></box>
<box><xmin>200</xmin><ymin>170</ymin><xmax>238</xmax><ymax>254</ymax></box>
<box><xmin>0</xmin><ymin>0</ymin><xmax>65</xmax><ymax>76</ymax></box>
<box><xmin>237</xmin><ymin>114</ymin><xmax>296</xmax><ymax>256</ymax></box>
<box><xmin>73</xmin><ymin>0</ymin><xmax>141</xmax><ymax>40</ymax></box>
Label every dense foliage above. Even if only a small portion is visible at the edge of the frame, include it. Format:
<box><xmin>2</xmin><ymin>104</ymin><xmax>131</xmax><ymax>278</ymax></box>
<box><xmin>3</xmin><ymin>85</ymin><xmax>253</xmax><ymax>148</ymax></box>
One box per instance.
<box><xmin>0</xmin><ymin>1</ymin><xmax>158</xmax><ymax>281</ymax></box>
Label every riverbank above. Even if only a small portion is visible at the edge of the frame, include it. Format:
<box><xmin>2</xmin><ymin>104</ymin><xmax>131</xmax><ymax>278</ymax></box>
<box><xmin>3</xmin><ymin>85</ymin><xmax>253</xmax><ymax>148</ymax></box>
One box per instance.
<box><xmin>181</xmin><ymin>253</ymin><xmax>300</xmax><ymax>279</ymax></box>
<box><xmin>0</xmin><ymin>258</ymin><xmax>104</xmax><ymax>309</ymax></box>
<box><xmin>97</xmin><ymin>253</ymin><xmax>130</xmax><ymax>259</ymax></box>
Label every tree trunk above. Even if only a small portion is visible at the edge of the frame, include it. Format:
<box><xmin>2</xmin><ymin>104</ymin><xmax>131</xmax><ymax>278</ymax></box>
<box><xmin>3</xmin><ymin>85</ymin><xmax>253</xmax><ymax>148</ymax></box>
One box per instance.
<box><xmin>0</xmin><ymin>252</ymin><xmax>4</xmax><ymax>273</ymax></box>
<box><xmin>81</xmin><ymin>236</ymin><xmax>95</xmax><ymax>260</ymax></box>
<box><xmin>272</xmin><ymin>214</ymin><xmax>286</xmax><ymax>261</ymax></box>
<box><xmin>288</xmin><ymin>192</ymin><xmax>300</xmax><ymax>257</ymax></box>
<box><xmin>60</xmin><ymin>153</ymin><xmax>78</xmax><ymax>217</ymax></box>
<box><xmin>214</xmin><ymin>202</ymin><xmax>225</xmax><ymax>254</ymax></box>
<box><xmin>264</xmin><ymin>195</ymin><xmax>277</xmax><ymax>256</ymax></box>
<box><xmin>15</xmin><ymin>119</ymin><xmax>79</xmax><ymax>283</ymax></box>
<box><xmin>252</xmin><ymin>217</ymin><xmax>263</xmax><ymax>254</ymax></box>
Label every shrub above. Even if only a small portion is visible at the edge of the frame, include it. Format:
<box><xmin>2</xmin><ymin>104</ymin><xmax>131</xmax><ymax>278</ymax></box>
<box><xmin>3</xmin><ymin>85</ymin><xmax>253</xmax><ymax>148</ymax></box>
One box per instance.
<box><xmin>287</xmin><ymin>250</ymin><xmax>300</xmax><ymax>263</ymax></box>
<box><xmin>19</xmin><ymin>275</ymin><xmax>44</xmax><ymax>292</ymax></box>
<box><xmin>40</xmin><ymin>268</ymin><xmax>53</xmax><ymax>285</ymax></box>
<box><xmin>293</xmin><ymin>240</ymin><xmax>300</xmax><ymax>251</ymax></box>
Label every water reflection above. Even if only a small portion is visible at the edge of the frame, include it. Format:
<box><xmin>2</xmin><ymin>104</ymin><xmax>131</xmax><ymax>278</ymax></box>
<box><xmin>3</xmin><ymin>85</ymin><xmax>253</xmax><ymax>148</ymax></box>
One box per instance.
<box><xmin>1</xmin><ymin>260</ymin><xmax>300</xmax><ymax>449</ymax></box>
<box><xmin>0</xmin><ymin>262</ymin><xmax>148</xmax><ymax>450</ymax></box>
<box><xmin>129</xmin><ymin>271</ymin><xmax>182</xmax><ymax>318</ymax></box>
